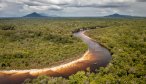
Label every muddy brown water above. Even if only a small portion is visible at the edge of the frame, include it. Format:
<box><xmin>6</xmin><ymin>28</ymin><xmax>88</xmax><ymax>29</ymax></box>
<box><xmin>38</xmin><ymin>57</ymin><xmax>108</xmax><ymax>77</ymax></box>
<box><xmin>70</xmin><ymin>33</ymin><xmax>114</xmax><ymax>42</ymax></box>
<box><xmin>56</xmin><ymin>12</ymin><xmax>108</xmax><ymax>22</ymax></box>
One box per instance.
<box><xmin>0</xmin><ymin>30</ymin><xmax>111</xmax><ymax>84</ymax></box>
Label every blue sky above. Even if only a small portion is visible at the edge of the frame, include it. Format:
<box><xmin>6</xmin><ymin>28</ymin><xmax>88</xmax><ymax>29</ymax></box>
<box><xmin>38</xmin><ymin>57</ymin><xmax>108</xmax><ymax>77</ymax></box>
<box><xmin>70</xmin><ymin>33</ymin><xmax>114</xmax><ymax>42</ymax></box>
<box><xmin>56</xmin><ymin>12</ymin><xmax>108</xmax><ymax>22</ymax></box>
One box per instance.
<box><xmin>0</xmin><ymin>0</ymin><xmax>146</xmax><ymax>17</ymax></box>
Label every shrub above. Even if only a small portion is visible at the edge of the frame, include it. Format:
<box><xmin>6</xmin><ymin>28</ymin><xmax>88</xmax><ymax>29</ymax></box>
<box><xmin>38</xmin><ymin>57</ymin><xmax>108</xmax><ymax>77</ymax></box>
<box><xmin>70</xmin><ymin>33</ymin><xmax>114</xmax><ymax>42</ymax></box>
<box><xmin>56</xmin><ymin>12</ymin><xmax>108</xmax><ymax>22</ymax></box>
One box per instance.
<box><xmin>0</xmin><ymin>25</ymin><xmax>15</xmax><ymax>30</ymax></box>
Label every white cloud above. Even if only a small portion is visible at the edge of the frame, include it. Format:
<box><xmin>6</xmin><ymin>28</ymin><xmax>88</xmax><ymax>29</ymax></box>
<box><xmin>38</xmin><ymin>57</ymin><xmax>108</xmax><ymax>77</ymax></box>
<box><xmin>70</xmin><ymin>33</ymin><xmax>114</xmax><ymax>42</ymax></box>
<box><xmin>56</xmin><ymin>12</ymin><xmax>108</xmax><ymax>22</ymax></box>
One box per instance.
<box><xmin>23</xmin><ymin>5</ymin><xmax>62</xmax><ymax>11</ymax></box>
<box><xmin>0</xmin><ymin>2</ymin><xmax>7</xmax><ymax>10</ymax></box>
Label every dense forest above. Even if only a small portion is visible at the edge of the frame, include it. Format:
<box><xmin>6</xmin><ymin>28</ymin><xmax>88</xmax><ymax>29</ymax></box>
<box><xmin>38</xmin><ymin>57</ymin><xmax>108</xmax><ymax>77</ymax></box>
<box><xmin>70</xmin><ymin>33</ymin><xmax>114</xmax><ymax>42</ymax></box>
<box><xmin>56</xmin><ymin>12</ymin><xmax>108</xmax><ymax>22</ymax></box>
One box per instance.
<box><xmin>0</xmin><ymin>18</ymin><xmax>110</xmax><ymax>70</ymax></box>
<box><xmin>0</xmin><ymin>18</ymin><xmax>91</xmax><ymax>70</ymax></box>
<box><xmin>24</xmin><ymin>18</ymin><xmax>146</xmax><ymax>84</ymax></box>
<box><xmin>0</xmin><ymin>18</ymin><xmax>146</xmax><ymax>83</ymax></box>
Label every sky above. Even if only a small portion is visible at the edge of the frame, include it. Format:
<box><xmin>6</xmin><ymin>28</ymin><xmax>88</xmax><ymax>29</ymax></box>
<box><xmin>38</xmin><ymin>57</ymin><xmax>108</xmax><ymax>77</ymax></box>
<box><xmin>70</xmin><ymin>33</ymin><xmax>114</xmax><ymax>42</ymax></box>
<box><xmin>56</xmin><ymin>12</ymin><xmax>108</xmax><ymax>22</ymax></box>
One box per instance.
<box><xmin>0</xmin><ymin>0</ymin><xmax>146</xmax><ymax>17</ymax></box>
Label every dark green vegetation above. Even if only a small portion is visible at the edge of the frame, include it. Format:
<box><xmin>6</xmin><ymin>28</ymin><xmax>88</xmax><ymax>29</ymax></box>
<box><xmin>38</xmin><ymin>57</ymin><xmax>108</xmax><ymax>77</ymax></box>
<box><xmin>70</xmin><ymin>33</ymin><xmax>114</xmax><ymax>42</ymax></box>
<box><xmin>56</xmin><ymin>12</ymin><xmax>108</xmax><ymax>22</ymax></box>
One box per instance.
<box><xmin>23</xmin><ymin>18</ymin><xmax>146</xmax><ymax>84</ymax></box>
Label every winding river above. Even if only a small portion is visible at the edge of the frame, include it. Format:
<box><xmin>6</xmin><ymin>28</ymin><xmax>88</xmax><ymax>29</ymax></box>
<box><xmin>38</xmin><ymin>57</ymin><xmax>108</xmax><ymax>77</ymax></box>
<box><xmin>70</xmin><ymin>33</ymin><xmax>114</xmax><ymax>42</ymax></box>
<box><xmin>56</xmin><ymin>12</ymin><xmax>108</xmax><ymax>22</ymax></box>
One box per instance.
<box><xmin>0</xmin><ymin>30</ymin><xmax>111</xmax><ymax>84</ymax></box>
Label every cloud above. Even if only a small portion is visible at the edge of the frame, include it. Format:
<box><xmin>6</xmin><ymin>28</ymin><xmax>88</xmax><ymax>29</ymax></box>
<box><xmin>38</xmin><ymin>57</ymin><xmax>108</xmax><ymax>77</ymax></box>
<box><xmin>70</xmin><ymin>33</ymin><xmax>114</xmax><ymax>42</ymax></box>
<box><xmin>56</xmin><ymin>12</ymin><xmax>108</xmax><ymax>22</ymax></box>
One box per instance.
<box><xmin>0</xmin><ymin>2</ymin><xmax>7</xmax><ymax>10</ymax></box>
<box><xmin>19</xmin><ymin>0</ymin><xmax>128</xmax><ymax>8</ymax></box>
<box><xmin>23</xmin><ymin>1</ymin><xmax>45</xmax><ymax>6</ymax></box>
<box><xmin>66</xmin><ymin>2</ymin><xmax>130</xmax><ymax>8</ymax></box>
<box><xmin>0</xmin><ymin>0</ymin><xmax>146</xmax><ymax>17</ymax></box>
<box><xmin>136</xmin><ymin>0</ymin><xmax>146</xmax><ymax>2</ymax></box>
<box><xmin>23</xmin><ymin>5</ymin><xmax>63</xmax><ymax>11</ymax></box>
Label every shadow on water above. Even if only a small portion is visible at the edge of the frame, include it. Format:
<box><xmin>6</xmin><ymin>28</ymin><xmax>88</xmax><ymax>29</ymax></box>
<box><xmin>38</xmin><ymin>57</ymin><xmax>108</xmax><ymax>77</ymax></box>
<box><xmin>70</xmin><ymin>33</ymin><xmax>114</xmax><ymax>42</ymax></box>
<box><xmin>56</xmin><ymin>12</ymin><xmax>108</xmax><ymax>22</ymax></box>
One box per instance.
<box><xmin>0</xmin><ymin>30</ymin><xmax>111</xmax><ymax>84</ymax></box>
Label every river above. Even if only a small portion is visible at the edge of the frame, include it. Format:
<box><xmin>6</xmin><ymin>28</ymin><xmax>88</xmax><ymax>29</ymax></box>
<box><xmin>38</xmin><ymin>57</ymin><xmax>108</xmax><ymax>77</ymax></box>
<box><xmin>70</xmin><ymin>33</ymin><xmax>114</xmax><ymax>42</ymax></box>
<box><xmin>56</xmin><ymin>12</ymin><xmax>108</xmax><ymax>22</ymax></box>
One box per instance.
<box><xmin>0</xmin><ymin>30</ymin><xmax>111</xmax><ymax>84</ymax></box>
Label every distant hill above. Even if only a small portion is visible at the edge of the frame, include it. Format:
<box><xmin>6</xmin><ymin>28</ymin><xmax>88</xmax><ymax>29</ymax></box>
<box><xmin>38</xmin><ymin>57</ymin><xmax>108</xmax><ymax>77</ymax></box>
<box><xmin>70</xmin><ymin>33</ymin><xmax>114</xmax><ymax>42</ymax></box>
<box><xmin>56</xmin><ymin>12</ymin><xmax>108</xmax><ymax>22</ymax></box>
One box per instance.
<box><xmin>104</xmin><ymin>13</ymin><xmax>134</xmax><ymax>18</ymax></box>
<box><xmin>23</xmin><ymin>12</ymin><xmax>47</xmax><ymax>18</ymax></box>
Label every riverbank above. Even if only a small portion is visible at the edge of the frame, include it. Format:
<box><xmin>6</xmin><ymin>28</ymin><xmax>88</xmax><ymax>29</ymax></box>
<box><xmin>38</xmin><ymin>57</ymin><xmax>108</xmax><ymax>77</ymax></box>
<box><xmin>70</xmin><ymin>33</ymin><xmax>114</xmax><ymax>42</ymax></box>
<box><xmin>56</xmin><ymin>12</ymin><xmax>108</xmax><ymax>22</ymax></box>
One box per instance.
<box><xmin>0</xmin><ymin>30</ymin><xmax>111</xmax><ymax>84</ymax></box>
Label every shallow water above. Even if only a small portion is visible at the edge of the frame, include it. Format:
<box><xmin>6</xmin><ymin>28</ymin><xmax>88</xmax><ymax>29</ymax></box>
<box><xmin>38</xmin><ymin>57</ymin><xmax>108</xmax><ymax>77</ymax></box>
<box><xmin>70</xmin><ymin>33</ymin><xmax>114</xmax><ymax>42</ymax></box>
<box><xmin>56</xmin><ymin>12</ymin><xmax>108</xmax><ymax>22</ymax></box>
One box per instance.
<box><xmin>0</xmin><ymin>30</ymin><xmax>111</xmax><ymax>84</ymax></box>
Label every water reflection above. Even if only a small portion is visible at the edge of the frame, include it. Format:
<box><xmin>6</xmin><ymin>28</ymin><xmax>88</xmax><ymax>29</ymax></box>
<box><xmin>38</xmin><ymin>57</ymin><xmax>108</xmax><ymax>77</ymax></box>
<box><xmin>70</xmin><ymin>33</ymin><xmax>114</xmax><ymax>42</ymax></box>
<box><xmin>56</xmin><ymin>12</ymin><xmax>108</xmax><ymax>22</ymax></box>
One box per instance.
<box><xmin>0</xmin><ymin>31</ymin><xmax>111</xmax><ymax>84</ymax></box>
